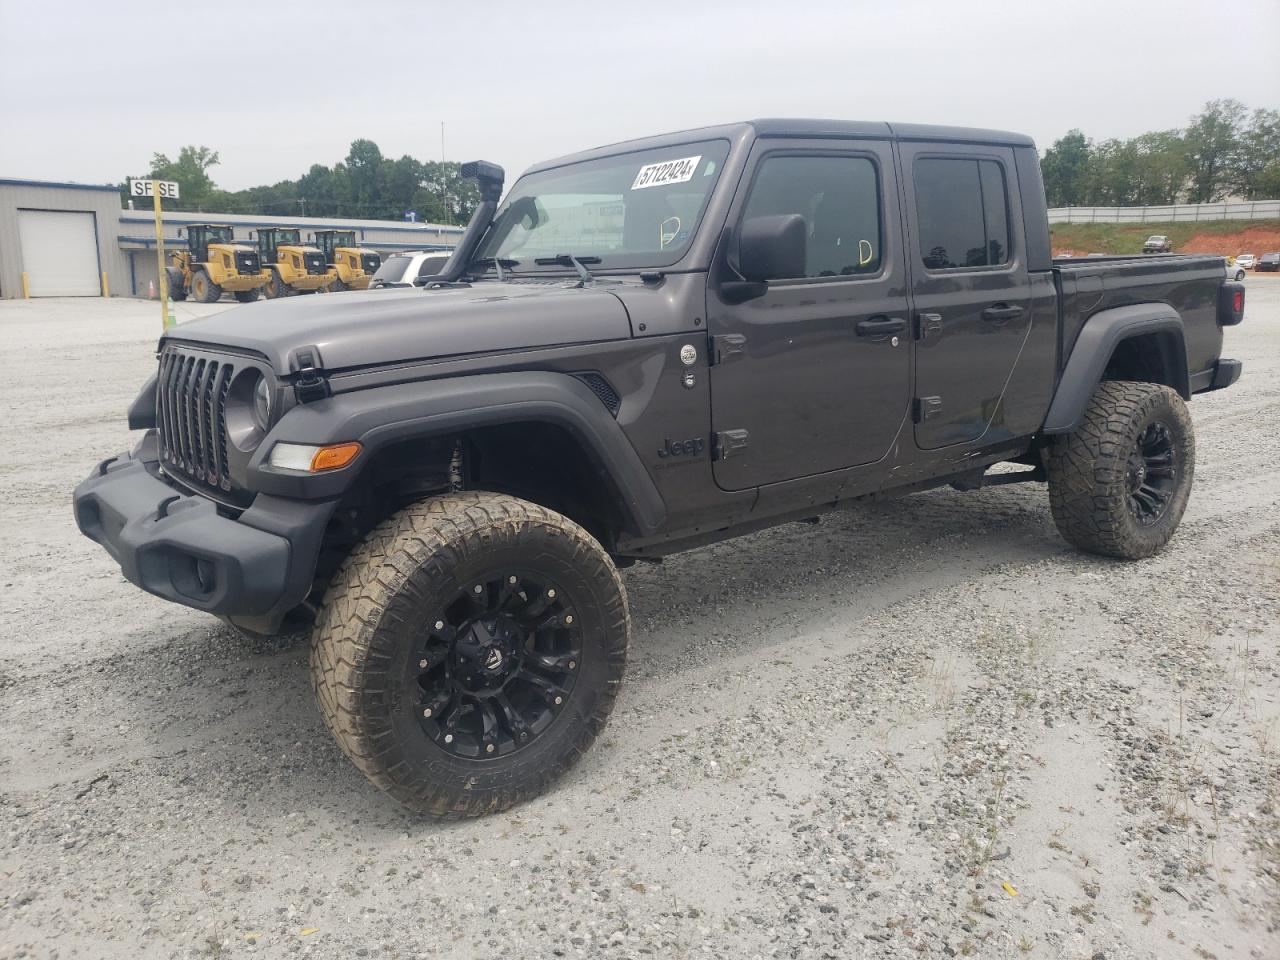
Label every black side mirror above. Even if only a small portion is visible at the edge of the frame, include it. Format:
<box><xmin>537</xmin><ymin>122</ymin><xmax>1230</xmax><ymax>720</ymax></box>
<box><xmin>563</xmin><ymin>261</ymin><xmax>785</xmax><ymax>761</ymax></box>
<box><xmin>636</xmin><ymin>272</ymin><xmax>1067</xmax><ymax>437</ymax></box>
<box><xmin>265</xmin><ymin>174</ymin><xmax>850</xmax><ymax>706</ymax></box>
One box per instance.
<box><xmin>739</xmin><ymin>214</ymin><xmax>806</xmax><ymax>282</ymax></box>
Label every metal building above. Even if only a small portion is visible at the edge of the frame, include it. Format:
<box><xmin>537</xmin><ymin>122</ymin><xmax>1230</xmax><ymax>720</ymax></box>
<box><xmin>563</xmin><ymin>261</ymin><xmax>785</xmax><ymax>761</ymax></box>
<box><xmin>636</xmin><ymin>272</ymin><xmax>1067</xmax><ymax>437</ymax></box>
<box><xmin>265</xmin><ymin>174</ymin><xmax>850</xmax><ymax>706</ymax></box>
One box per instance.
<box><xmin>0</xmin><ymin>178</ymin><xmax>463</xmax><ymax>299</ymax></box>
<box><xmin>0</xmin><ymin>178</ymin><xmax>129</xmax><ymax>298</ymax></box>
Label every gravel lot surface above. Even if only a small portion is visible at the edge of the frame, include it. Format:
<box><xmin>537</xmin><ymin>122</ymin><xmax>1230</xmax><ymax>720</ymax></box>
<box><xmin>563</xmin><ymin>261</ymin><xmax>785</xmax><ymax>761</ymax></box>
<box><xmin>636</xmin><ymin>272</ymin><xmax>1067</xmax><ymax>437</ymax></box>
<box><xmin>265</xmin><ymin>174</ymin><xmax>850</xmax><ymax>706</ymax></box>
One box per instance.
<box><xmin>2</xmin><ymin>281</ymin><xmax>1278</xmax><ymax>960</ymax></box>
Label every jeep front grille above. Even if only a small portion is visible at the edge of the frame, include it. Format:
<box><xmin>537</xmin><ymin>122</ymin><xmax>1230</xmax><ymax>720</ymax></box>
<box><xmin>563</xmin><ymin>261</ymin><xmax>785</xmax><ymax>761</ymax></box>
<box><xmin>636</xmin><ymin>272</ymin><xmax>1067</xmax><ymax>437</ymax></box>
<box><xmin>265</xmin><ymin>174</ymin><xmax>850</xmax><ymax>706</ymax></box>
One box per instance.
<box><xmin>155</xmin><ymin>345</ymin><xmax>236</xmax><ymax>493</ymax></box>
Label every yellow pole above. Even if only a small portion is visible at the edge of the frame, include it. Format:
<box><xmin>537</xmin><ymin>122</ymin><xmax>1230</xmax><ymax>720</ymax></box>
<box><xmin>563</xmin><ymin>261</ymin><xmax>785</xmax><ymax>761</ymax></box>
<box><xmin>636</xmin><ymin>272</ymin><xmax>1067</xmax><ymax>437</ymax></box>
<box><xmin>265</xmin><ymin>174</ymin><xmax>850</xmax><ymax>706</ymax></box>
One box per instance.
<box><xmin>21</xmin><ymin>271</ymin><xmax>30</xmax><ymax>299</ymax></box>
<box><xmin>153</xmin><ymin>181</ymin><xmax>170</xmax><ymax>330</ymax></box>
<box><xmin>101</xmin><ymin>271</ymin><xmax>110</xmax><ymax>299</ymax></box>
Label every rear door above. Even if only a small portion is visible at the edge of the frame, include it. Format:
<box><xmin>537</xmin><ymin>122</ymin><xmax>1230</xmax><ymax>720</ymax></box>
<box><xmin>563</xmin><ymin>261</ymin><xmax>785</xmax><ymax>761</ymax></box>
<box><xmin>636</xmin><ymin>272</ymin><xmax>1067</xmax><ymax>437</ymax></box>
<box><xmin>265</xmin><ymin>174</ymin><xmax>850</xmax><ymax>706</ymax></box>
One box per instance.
<box><xmin>707</xmin><ymin>139</ymin><xmax>911</xmax><ymax>490</ymax></box>
<box><xmin>898</xmin><ymin>144</ymin><xmax>1032</xmax><ymax>449</ymax></box>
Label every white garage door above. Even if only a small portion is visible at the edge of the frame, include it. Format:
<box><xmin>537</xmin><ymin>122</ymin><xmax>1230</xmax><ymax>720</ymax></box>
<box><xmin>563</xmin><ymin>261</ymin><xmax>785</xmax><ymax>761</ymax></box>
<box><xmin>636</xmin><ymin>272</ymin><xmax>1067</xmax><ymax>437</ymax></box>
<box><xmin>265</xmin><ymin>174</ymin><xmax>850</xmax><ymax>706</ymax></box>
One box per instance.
<box><xmin>17</xmin><ymin>209</ymin><xmax>101</xmax><ymax>296</ymax></box>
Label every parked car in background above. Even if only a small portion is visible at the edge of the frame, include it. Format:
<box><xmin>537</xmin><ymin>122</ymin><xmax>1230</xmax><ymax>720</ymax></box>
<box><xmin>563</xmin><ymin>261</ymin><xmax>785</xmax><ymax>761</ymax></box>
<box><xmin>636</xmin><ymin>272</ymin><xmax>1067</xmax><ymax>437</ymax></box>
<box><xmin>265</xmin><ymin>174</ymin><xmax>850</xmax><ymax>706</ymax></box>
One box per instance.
<box><xmin>1256</xmin><ymin>252</ymin><xmax>1280</xmax><ymax>272</ymax></box>
<box><xmin>369</xmin><ymin>251</ymin><xmax>451</xmax><ymax>288</ymax></box>
<box><xmin>1143</xmin><ymin>235</ymin><xmax>1173</xmax><ymax>253</ymax></box>
<box><xmin>1235</xmin><ymin>253</ymin><xmax>1256</xmax><ymax>270</ymax></box>
<box><xmin>1227</xmin><ymin>260</ymin><xmax>1246</xmax><ymax>281</ymax></box>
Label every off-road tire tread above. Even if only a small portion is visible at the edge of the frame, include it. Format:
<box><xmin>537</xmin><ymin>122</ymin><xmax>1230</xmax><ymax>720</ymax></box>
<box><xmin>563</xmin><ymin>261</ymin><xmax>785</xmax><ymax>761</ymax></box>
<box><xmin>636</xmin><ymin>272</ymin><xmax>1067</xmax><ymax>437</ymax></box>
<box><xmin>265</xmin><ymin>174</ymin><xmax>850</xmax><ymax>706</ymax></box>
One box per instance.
<box><xmin>1046</xmin><ymin>380</ymin><xmax>1194</xmax><ymax>560</ymax></box>
<box><xmin>310</xmin><ymin>491</ymin><xmax>629</xmax><ymax>818</ymax></box>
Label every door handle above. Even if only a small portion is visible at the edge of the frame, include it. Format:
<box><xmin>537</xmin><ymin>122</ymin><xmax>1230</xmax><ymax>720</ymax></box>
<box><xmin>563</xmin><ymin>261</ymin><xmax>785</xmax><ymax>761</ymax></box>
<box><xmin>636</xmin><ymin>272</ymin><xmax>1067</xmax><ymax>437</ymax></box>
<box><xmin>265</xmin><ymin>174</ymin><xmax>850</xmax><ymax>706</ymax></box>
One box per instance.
<box><xmin>982</xmin><ymin>304</ymin><xmax>1024</xmax><ymax>322</ymax></box>
<box><xmin>855</xmin><ymin>316</ymin><xmax>906</xmax><ymax>337</ymax></box>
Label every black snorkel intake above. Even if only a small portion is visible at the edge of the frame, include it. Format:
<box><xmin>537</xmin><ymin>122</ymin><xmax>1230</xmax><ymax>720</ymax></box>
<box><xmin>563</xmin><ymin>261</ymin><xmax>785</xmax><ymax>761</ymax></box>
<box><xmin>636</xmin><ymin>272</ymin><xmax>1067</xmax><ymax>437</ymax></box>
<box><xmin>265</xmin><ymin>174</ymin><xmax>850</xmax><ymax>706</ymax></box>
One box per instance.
<box><xmin>421</xmin><ymin>160</ymin><xmax>505</xmax><ymax>286</ymax></box>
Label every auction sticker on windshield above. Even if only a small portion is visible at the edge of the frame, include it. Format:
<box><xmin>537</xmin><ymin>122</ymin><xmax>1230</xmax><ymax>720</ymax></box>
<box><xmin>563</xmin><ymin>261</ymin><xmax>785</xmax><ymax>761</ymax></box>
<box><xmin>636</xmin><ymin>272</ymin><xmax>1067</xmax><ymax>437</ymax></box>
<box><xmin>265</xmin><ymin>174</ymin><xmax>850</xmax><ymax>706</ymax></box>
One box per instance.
<box><xmin>631</xmin><ymin>155</ymin><xmax>701</xmax><ymax>190</ymax></box>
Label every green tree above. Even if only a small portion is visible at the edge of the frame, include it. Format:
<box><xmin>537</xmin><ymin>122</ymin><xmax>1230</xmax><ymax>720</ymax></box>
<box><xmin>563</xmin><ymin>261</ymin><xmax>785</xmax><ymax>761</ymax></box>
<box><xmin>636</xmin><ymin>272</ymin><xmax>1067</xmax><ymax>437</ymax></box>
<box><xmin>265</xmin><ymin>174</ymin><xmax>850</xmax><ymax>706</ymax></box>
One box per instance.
<box><xmin>1183</xmin><ymin>99</ymin><xmax>1247</xmax><ymax>202</ymax></box>
<box><xmin>1040</xmin><ymin>130</ymin><xmax>1091</xmax><ymax>207</ymax></box>
<box><xmin>1233</xmin><ymin>108</ymin><xmax>1280</xmax><ymax>199</ymax></box>
<box><xmin>1130</xmin><ymin>131</ymin><xmax>1188</xmax><ymax>205</ymax></box>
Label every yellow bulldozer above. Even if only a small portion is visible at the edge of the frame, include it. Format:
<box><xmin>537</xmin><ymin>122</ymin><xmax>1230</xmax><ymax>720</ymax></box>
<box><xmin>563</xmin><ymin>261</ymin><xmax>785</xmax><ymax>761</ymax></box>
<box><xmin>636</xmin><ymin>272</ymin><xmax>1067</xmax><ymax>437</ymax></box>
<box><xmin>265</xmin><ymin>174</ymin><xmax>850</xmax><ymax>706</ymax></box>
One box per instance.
<box><xmin>253</xmin><ymin>228</ymin><xmax>333</xmax><ymax>297</ymax></box>
<box><xmin>166</xmin><ymin>223</ymin><xmax>270</xmax><ymax>303</ymax></box>
<box><xmin>313</xmin><ymin>229</ymin><xmax>381</xmax><ymax>291</ymax></box>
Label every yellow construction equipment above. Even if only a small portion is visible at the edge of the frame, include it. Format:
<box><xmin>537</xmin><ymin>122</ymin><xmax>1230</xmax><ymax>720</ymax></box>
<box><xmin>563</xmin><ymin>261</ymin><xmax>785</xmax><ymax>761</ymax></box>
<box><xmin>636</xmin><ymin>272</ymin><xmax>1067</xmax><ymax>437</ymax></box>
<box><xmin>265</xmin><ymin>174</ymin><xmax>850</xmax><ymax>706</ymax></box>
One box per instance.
<box><xmin>313</xmin><ymin>230</ymin><xmax>381</xmax><ymax>291</ymax></box>
<box><xmin>254</xmin><ymin>228</ymin><xmax>332</xmax><ymax>297</ymax></box>
<box><xmin>167</xmin><ymin>224</ymin><xmax>270</xmax><ymax>304</ymax></box>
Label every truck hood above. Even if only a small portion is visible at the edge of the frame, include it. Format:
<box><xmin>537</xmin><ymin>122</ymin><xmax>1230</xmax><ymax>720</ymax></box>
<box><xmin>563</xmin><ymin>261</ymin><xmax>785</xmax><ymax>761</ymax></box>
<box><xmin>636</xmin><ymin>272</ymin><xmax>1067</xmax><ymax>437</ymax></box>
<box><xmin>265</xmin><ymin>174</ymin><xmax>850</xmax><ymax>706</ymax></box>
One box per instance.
<box><xmin>165</xmin><ymin>282</ymin><xmax>634</xmax><ymax>372</ymax></box>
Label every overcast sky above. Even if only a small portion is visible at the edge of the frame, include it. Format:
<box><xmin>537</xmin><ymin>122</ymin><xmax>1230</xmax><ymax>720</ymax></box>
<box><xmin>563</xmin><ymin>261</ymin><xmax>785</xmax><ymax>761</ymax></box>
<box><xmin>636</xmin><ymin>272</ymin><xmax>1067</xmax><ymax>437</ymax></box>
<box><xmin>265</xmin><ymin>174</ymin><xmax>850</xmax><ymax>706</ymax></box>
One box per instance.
<box><xmin>1</xmin><ymin>0</ymin><xmax>1277</xmax><ymax>192</ymax></box>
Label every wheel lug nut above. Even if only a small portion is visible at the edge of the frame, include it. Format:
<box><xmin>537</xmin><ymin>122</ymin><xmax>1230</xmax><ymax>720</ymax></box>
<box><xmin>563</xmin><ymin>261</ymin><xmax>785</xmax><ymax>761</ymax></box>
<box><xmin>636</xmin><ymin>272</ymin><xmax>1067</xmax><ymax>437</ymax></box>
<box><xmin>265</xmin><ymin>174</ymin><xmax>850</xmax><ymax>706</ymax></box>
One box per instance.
<box><xmin>508</xmin><ymin>575</ymin><xmax>517</xmax><ymax>584</ymax></box>
<box><xmin>434</xmin><ymin>620</ymin><xmax>445</xmax><ymax>631</ymax></box>
<box><xmin>568</xmin><ymin>661</ymin><xmax>576</xmax><ymax>670</ymax></box>
<box><xmin>486</xmin><ymin>743</ymin><xmax>495</xmax><ymax>753</ymax></box>
<box><xmin>444</xmin><ymin>734</ymin><xmax>453</xmax><ymax>743</ymax></box>
<box><xmin>564</xmin><ymin>615</ymin><xmax>574</xmax><ymax>625</ymax></box>
<box><xmin>554</xmin><ymin>696</ymin><xmax>563</xmax><ymax>705</ymax></box>
<box><xmin>419</xmin><ymin>659</ymin><xmax>429</xmax><ymax>669</ymax></box>
<box><xmin>423</xmin><ymin>707</ymin><xmax>432</xmax><ymax>717</ymax></box>
<box><xmin>474</xmin><ymin>584</ymin><xmax>484</xmax><ymax>594</ymax></box>
<box><xmin>547</xmin><ymin>588</ymin><xmax>556</xmax><ymax>599</ymax></box>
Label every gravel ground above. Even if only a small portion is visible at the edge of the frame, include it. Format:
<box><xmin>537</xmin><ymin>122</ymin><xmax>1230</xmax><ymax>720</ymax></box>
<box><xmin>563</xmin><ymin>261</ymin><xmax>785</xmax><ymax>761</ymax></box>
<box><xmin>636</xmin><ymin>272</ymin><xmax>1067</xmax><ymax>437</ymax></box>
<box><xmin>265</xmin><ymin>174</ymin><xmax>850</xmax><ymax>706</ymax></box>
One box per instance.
<box><xmin>1</xmin><ymin>281</ymin><xmax>1277</xmax><ymax>960</ymax></box>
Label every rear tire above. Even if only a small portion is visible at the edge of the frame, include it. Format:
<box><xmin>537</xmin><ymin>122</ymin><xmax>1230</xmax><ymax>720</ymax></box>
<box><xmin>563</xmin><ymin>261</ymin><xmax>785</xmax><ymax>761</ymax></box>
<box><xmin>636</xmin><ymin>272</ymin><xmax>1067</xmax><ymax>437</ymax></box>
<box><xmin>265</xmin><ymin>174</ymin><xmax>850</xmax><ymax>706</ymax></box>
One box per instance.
<box><xmin>190</xmin><ymin>270</ymin><xmax>222</xmax><ymax>304</ymax></box>
<box><xmin>310</xmin><ymin>491</ymin><xmax>630</xmax><ymax>817</ymax></box>
<box><xmin>1046</xmin><ymin>380</ymin><xmax>1194</xmax><ymax>560</ymax></box>
<box><xmin>233</xmin><ymin>288</ymin><xmax>260</xmax><ymax>303</ymax></box>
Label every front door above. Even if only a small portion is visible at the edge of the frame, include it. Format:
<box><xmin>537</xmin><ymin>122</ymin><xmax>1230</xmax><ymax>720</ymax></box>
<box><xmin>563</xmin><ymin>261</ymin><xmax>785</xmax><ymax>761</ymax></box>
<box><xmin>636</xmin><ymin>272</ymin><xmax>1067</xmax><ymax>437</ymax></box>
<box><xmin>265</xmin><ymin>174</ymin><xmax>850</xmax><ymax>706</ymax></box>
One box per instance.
<box><xmin>707</xmin><ymin>139</ymin><xmax>912</xmax><ymax>491</ymax></box>
<box><xmin>897</xmin><ymin>144</ymin><xmax>1033</xmax><ymax>449</ymax></box>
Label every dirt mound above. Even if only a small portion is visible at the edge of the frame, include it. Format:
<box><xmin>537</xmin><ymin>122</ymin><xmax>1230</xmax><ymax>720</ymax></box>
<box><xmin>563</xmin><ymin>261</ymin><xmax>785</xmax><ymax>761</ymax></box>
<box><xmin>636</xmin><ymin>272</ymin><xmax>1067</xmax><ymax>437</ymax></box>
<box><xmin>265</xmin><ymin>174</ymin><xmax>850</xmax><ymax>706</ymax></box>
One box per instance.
<box><xmin>1181</xmin><ymin>225</ymin><xmax>1280</xmax><ymax>256</ymax></box>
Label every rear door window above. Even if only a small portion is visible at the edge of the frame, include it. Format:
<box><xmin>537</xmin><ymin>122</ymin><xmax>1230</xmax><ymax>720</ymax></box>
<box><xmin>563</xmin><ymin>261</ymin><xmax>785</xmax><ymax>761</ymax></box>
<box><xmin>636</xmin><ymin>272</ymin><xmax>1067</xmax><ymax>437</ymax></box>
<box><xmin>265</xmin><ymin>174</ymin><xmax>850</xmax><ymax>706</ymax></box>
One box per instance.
<box><xmin>913</xmin><ymin>158</ymin><xmax>1010</xmax><ymax>269</ymax></box>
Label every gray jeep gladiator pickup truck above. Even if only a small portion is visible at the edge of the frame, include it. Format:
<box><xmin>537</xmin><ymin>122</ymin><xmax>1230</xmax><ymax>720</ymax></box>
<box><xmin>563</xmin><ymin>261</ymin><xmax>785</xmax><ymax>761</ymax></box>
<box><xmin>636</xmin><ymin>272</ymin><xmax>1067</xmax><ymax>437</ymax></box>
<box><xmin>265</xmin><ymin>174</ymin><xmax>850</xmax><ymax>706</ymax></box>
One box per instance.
<box><xmin>75</xmin><ymin>120</ymin><xmax>1246</xmax><ymax>817</ymax></box>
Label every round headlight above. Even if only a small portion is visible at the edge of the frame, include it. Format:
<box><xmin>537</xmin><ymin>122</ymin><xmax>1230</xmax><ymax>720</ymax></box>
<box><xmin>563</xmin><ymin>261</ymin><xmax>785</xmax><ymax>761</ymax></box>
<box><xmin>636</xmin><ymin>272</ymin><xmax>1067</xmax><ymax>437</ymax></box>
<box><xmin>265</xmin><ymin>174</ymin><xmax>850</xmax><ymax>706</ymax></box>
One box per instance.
<box><xmin>225</xmin><ymin>370</ymin><xmax>273</xmax><ymax>452</ymax></box>
<box><xmin>253</xmin><ymin>376</ymin><xmax>272</xmax><ymax>430</ymax></box>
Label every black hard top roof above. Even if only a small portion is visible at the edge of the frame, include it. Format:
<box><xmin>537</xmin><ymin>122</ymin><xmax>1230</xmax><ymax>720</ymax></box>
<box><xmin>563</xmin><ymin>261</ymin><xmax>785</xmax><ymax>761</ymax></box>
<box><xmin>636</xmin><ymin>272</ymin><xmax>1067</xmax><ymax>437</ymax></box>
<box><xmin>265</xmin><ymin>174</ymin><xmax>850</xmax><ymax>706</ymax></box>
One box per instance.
<box><xmin>524</xmin><ymin>119</ymin><xmax>1035</xmax><ymax>174</ymax></box>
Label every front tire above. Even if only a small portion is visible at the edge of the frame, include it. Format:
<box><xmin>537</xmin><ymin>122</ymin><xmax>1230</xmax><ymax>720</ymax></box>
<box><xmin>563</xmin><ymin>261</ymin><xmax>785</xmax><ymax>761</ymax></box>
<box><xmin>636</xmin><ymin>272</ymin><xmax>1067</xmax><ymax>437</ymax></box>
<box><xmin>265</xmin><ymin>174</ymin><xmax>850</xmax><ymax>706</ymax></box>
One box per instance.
<box><xmin>311</xmin><ymin>492</ymin><xmax>630</xmax><ymax>817</ymax></box>
<box><xmin>190</xmin><ymin>269</ymin><xmax>222</xmax><ymax>303</ymax></box>
<box><xmin>262</xmin><ymin>271</ymin><xmax>286</xmax><ymax>299</ymax></box>
<box><xmin>233</xmin><ymin>287</ymin><xmax>260</xmax><ymax>303</ymax></box>
<box><xmin>1046</xmin><ymin>380</ymin><xmax>1195</xmax><ymax>560</ymax></box>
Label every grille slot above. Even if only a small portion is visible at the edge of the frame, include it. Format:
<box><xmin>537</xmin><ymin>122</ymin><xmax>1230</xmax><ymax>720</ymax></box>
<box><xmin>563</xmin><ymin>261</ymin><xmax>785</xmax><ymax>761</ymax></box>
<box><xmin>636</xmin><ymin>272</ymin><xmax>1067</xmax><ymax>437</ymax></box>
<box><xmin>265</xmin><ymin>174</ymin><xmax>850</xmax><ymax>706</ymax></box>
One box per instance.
<box><xmin>155</xmin><ymin>345</ymin><xmax>240</xmax><ymax>493</ymax></box>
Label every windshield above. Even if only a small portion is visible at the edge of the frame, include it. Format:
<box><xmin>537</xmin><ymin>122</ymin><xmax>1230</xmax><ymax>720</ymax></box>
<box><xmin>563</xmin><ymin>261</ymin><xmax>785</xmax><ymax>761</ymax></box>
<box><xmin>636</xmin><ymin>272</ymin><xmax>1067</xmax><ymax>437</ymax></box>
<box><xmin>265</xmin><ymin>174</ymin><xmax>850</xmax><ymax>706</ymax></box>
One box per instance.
<box><xmin>204</xmin><ymin>226</ymin><xmax>233</xmax><ymax>244</ymax></box>
<box><xmin>474</xmin><ymin>139</ymin><xmax>730</xmax><ymax>271</ymax></box>
<box><xmin>330</xmin><ymin>231</ymin><xmax>356</xmax><ymax>246</ymax></box>
<box><xmin>275</xmin><ymin>229</ymin><xmax>301</xmax><ymax>245</ymax></box>
<box><xmin>372</xmin><ymin>254</ymin><xmax>413</xmax><ymax>283</ymax></box>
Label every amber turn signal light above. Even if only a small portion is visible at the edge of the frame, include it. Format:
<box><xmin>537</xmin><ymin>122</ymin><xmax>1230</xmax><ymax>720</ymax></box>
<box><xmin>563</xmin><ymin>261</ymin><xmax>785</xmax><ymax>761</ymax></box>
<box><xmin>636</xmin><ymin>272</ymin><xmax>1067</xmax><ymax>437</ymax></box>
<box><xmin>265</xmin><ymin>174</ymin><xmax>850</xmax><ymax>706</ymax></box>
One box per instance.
<box><xmin>310</xmin><ymin>442</ymin><xmax>362</xmax><ymax>472</ymax></box>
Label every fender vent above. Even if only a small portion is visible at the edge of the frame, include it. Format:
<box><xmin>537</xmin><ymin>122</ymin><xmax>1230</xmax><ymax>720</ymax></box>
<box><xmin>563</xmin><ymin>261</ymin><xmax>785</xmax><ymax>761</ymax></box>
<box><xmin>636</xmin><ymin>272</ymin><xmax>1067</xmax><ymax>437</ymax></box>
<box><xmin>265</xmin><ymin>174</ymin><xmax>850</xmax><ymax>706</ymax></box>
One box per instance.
<box><xmin>572</xmin><ymin>372</ymin><xmax>621</xmax><ymax>416</ymax></box>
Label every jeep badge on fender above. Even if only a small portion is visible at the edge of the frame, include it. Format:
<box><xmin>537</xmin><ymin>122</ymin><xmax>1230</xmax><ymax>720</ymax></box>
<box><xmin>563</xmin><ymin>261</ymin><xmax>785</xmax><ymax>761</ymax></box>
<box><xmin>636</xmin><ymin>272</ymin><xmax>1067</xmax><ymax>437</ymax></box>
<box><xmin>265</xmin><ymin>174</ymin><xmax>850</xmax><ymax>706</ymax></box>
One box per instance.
<box><xmin>657</xmin><ymin>437</ymin><xmax>706</xmax><ymax>458</ymax></box>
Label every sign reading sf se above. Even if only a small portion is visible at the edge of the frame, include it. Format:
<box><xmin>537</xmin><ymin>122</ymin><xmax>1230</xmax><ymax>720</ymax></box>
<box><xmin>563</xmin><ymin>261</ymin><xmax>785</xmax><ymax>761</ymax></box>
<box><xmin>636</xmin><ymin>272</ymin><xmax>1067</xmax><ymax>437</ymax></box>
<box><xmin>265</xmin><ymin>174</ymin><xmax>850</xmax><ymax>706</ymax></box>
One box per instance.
<box><xmin>129</xmin><ymin>179</ymin><xmax>180</xmax><ymax>199</ymax></box>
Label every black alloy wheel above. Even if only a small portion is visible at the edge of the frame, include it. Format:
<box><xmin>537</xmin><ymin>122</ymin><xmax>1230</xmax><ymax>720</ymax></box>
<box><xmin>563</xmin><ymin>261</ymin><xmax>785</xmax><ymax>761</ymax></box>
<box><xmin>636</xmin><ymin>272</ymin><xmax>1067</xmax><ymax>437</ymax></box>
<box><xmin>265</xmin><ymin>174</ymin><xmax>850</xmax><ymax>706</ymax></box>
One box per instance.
<box><xmin>1125</xmin><ymin>421</ymin><xmax>1176</xmax><ymax>526</ymax></box>
<box><xmin>413</xmin><ymin>571</ymin><xmax>582</xmax><ymax>760</ymax></box>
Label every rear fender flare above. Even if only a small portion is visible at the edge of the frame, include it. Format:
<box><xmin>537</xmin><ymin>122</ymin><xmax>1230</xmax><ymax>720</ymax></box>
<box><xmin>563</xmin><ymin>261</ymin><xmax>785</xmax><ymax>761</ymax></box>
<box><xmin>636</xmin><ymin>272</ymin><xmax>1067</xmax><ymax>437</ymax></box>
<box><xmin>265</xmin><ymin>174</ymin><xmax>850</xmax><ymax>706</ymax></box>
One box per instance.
<box><xmin>245</xmin><ymin>371</ymin><xmax>667</xmax><ymax>537</ymax></box>
<box><xmin>1042</xmin><ymin>303</ymin><xmax>1188</xmax><ymax>434</ymax></box>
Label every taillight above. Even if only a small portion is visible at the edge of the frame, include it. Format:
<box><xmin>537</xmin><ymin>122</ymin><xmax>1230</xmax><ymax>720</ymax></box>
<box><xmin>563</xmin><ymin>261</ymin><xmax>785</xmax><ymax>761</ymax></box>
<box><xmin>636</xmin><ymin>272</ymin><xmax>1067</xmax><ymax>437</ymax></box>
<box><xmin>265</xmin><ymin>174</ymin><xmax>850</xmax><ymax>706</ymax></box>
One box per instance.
<box><xmin>1219</xmin><ymin>282</ymin><xmax>1245</xmax><ymax>326</ymax></box>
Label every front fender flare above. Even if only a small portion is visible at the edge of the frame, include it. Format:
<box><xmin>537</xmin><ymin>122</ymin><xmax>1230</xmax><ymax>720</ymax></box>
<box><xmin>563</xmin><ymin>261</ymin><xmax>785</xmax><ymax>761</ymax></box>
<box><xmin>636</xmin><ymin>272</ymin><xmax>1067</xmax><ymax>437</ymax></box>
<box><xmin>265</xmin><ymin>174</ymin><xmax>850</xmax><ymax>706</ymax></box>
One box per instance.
<box><xmin>246</xmin><ymin>372</ymin><xmax>667</xmax><ymax>536</ymax></box>
<box><xmin>1042</xmin><ymin>303</ymin><xmax>1188</xmax><ymax>435</ymax></box>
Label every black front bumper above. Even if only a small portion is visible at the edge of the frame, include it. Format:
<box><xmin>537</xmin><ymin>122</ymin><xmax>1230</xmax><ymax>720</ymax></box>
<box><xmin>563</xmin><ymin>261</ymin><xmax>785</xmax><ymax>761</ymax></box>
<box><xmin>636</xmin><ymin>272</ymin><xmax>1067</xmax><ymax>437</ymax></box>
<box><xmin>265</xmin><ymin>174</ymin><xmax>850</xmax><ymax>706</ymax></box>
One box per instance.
<box><xmin>73</xmin><ymin>437</ymin><xmax>336</xmax><ymax>634</ymax></box>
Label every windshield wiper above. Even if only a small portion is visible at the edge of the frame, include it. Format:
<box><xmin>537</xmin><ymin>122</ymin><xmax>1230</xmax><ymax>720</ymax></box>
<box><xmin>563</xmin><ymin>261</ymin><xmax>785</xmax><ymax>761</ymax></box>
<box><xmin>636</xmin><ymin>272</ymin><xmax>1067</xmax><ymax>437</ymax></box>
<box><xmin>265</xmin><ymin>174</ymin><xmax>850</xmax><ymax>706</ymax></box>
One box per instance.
<box><xmin>465</xmin><ymin>257</ymin><xmax>519</xmax><ymax>281</ymax></box>
<box><xmin>535</xmin><ymin>253</ymin><xmax>601</xmax><ymax>285</ymax></box>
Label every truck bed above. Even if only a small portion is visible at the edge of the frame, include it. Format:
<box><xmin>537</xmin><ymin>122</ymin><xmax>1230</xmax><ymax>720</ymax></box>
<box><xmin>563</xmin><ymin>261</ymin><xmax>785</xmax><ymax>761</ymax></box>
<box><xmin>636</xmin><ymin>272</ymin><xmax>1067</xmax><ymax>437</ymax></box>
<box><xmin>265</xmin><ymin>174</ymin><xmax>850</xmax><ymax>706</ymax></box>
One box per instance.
<box><xmin>1052</xmin><ymin>253</ymin><xmax>1229</xmax><ymax>386</ymax></box>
